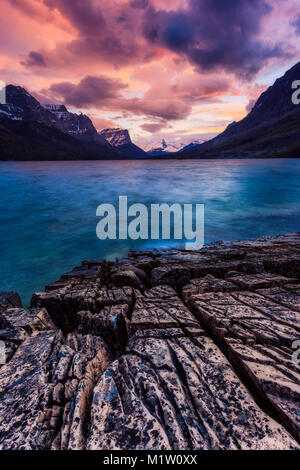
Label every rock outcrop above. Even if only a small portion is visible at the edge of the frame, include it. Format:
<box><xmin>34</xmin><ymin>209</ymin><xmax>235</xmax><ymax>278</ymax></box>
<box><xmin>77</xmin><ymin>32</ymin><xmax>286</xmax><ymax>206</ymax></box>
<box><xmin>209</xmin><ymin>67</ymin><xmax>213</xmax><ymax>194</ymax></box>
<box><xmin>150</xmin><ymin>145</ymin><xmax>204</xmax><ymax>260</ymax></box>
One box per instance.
<box><xmin>0</xmin><ymin>233</ymin><xmax>300</xmax><ymax>450</ymax></box>
<box><xmin>43</xmin><ymin>104</ymin><xmax>111</xmax><ymax>148</ymax></box>
<box><xmin>99</xmin><ymin>128</ymin><xmax>147</xmax><ymax>158</ymax></box>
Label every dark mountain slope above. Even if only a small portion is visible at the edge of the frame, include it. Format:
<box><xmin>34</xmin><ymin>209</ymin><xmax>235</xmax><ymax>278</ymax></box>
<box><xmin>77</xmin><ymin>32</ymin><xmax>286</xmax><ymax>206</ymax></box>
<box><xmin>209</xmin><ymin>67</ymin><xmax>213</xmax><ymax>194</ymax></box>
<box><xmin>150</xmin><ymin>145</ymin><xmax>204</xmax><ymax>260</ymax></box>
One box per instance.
<box><xmin>0</xmin><ymin>116</ymin><xmax>122</xmax><ymax>161</ymax></box>
<box><xmin>0</xmin><ymin>86</ymin><xmax>124</xmax><ymax>160</ymax></box>
<box><xmin>179</xmin><ymin>62</ymin><xmax>300</xmax><ymax>158</ymax></box>
<box><xmin>2</xmin><ymin>85</ymin><xmax>63</xmax><ymax>129</ymax></box>
<box><xmin>43</xmin><ymin>104</ymin><xmax>111</xmax><ymax>148</ymax></box>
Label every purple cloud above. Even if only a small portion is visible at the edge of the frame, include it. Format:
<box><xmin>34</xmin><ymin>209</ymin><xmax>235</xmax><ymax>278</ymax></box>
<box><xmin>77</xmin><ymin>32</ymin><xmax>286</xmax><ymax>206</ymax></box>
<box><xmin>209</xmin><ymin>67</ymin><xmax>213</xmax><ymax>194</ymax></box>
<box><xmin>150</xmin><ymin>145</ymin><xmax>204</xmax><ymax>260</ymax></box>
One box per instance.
<box><xmin>44</xmin><ymin>74</ymin><xmax>191</xmax><ymax>121</ymax></box>
<box><xmin>12</xmin><ymin>0</ymin><xmax>292</xmax><ymax>76</ymax></box>
<box><xmin>44</xmin><ymin>0</ymin><xmax>105</xmax><ymax>35</ymax></box>
<box><xmin>143</xmin><ymin>0</ymin><xmax>288</xmax><ymax>78</ymax></box>
<box><xmin>47</xmin><ymin>75</ymin><xmax>128</xmax><ymax>107</ymax></box>
<box><xmin>38</xmin><ymin>0</ymin><xmax>153</xmax><ymax>67</ymax></box>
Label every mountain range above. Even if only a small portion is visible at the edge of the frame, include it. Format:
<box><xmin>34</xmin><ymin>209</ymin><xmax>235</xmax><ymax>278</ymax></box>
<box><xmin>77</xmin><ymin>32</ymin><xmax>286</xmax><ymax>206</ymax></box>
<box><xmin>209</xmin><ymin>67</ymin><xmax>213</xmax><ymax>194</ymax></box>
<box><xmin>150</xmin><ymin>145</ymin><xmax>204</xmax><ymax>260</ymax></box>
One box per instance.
<box><xmin>0</xmin><ymin>86</ymin><xmax>146</xmax><ymax>161</ymax></box>
<box><xmin>145</xmin><ymin>139</ymin><xmax>204</xmax><ymax>155</ymax></box>
<box><xmin>0</xmin><ymin>62</ymin><xmax>300</xmax><ymax>160</ymax></box>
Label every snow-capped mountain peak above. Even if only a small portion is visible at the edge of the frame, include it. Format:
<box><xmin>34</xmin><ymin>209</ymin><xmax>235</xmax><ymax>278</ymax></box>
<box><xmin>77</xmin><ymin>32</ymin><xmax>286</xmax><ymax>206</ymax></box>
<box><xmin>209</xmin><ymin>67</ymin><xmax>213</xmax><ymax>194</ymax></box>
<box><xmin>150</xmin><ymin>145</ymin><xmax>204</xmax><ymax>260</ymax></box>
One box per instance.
<box><xmin>144</xmin><ymin>139</ymin><xmax>204</xmax><ymax>155</ymax></box>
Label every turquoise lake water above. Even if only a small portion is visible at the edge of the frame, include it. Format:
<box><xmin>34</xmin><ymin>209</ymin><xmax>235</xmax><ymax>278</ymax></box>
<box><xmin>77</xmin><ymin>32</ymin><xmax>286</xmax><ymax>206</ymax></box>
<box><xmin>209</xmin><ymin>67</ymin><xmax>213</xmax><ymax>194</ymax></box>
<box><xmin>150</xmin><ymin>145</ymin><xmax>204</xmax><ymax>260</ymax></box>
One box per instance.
<box><xmin>0</xmin><ymin>158</ymin><xmax>299</xmax><ymax>306</ymax></box>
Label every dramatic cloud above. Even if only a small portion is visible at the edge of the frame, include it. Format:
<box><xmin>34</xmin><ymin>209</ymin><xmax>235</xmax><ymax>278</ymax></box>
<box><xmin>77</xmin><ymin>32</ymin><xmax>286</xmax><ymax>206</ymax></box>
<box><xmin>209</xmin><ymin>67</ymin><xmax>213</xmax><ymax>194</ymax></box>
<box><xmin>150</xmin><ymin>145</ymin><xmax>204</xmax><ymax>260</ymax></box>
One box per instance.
<box><xmin>143</xmin><ymin>0</ymin><xmax>287</xmax><ymax>78</ymax></box>
<box><xmin>47</xmin><ymin>75</ymin><xmax>128</xmax><ymax>107</ymax></box>
<box><xmin>24</xmin><ymin>0</ymin><xmax>158</xmax><ymax>69</ymax></box>
<box><xmin>45</xmin><ymin>74</ymin><xmax>191</xmax><ymax>121</ymax></box>
<box><xmin>4</xmin><ymin>0</ymin><xmax>295</xmax><ymax>77</ymax></box>
<box><xmin>10</xmin><ymin>0</ymin><xmax>293</xmax><ymax>81</ymax></box>
<box><xmin>120</xmin><ymin>97</ymin><xmax>191</xmax><ymax>120</ymax></box>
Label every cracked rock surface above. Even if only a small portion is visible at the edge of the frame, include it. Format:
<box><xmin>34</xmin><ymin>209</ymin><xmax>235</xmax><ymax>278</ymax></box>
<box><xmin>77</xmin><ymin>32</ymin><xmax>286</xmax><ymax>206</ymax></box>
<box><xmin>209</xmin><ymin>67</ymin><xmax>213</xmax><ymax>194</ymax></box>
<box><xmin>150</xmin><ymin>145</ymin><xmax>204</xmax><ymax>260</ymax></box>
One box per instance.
<box><xmin>0</xmin><ymin>233</ymin><xmax>300</xmax><ymax>450</ymax></box>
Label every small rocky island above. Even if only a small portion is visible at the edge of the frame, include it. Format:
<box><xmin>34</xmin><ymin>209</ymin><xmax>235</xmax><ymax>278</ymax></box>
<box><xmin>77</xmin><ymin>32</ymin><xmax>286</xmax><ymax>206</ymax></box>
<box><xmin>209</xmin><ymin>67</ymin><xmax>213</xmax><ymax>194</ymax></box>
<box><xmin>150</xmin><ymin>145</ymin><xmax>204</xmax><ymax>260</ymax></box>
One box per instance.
<box><xmin>0</xmin><ymin>233</ymin><xmax>300</xmax><ymax>450</ymax></box>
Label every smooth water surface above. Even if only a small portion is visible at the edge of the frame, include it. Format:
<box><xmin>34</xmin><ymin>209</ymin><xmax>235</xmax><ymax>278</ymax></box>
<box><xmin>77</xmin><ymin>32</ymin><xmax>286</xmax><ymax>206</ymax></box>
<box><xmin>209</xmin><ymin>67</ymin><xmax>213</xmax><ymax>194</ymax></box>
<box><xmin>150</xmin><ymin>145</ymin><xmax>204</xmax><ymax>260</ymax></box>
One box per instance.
<box><xmin>0</xmin><ymin>159</ymin><xmax>299</xmax><ymax>305</ymax></box>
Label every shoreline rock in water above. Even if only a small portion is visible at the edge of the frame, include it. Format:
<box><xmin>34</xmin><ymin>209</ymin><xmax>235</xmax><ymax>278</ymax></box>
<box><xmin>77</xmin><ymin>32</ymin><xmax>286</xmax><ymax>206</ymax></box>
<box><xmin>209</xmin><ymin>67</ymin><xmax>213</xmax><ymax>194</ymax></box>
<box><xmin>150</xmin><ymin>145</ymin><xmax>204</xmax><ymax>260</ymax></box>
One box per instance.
<box><xmin>0</xmin><ymin>233</ymin><xmax>300</xmax><ymax>450</ymax></box>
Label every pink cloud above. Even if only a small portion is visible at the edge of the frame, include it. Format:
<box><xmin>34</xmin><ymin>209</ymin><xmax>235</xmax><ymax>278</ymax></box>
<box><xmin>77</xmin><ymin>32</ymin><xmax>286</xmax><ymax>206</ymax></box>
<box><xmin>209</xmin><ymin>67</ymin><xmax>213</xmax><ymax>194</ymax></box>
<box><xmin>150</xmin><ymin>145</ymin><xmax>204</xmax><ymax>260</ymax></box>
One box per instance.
<box><xmin>43</xmin><ymin>74</ymin><xmax>192</xmax><ymax>121</ymax></box>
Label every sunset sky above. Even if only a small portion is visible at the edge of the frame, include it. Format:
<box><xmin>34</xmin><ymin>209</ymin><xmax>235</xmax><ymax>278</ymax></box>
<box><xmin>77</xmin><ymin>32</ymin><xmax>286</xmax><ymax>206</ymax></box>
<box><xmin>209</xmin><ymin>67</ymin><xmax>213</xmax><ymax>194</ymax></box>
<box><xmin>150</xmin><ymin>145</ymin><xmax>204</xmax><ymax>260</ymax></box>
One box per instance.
<box><xmin>0</xmin><ymin>0</ymin><xmax>299</xmax><ymax>148</ymax></box>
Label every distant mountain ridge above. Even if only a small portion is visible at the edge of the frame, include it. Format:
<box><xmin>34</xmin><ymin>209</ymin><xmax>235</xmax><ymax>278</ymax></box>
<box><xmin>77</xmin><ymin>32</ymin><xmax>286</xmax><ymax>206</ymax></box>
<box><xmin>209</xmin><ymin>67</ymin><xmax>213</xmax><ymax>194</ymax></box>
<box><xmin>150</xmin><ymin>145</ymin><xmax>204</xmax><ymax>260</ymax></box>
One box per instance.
<box><xmin>178</xmin><ymin>62</ymin><xmax>300</xmax><ymax>159</ymax></box>
<box><xmin>145</xmin><ymin>139</ymin><xmax>184</xmax><ymax>155</ymax></box>
<box><xmin>145</xmin><ymin>139</ymin><xmax>204</xmax><ymax>155</ymax></box>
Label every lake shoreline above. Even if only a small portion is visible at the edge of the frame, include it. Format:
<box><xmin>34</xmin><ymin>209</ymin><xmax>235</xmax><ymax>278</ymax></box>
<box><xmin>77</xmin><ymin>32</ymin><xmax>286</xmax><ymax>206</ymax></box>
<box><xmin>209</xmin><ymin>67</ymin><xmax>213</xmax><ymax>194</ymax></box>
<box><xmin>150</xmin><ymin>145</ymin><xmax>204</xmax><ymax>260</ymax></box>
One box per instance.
<box><xmin>1</xmin><ymin>155</ymin><xmax>300</xmax><ymax>162</ymax></box>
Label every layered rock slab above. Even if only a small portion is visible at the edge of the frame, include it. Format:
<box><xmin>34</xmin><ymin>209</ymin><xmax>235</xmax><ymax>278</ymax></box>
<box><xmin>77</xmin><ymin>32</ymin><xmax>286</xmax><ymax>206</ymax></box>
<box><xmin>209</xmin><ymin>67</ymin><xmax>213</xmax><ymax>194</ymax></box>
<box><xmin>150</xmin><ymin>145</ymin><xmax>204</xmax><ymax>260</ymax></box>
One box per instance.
<box><xmin>85</xmin><ymin>285</ymin><xmax>298</xmax><ymax>450</ymax></box>
<box><xmin>0</xmin><ymin>331</ymin><xmax>113</xmax><ymax>450</ymax></box>
<box><xmin>189</xmin><ymin>289</ymin><xmax>300</xmax><ymax>443</ymax></box>
<box><xmin>87</xmin><ymin>331</ymin><xmax>298</xmax><ymax>450</ymax></box>
<box><xmin>0</xmin><ymin>307</ymin><xmax>55</xmax><ymax>365</ymax></box>
<box><xmin>32</xmin><ymin>282</ymin><xmax>136</xmax><ymax>350</ymax></box>
<box><xmin>129</xmin><ymin>286</ymin><xmax>200</xmax><ymax>335</ymax></box>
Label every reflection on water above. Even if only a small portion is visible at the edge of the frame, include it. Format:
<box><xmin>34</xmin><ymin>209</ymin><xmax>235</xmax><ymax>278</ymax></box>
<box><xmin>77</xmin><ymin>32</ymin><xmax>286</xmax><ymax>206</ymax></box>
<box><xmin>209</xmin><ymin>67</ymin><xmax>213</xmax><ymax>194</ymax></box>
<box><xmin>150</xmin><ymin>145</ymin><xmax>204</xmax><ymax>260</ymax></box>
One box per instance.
<box><xmin>0</xmin><ymin>158</ymin><xmax>299</xmax><ymax>305</ymax></box>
